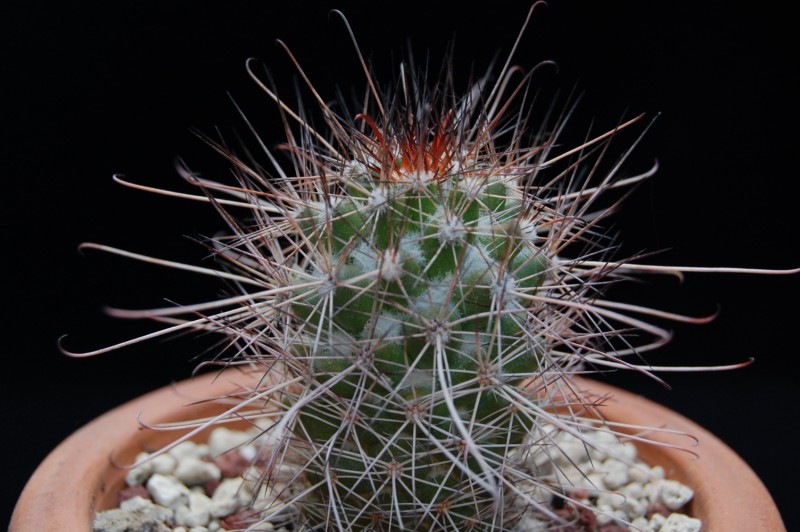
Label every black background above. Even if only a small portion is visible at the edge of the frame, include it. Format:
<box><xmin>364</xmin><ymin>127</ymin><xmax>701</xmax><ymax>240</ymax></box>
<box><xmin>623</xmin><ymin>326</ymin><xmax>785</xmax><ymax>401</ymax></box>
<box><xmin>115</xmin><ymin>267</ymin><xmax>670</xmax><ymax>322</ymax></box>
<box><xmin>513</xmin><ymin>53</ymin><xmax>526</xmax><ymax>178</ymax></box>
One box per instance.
<box><xmin>3</xmin><ymin>2</ymin><xmax>798</xmax><ymax>528</ymax></box>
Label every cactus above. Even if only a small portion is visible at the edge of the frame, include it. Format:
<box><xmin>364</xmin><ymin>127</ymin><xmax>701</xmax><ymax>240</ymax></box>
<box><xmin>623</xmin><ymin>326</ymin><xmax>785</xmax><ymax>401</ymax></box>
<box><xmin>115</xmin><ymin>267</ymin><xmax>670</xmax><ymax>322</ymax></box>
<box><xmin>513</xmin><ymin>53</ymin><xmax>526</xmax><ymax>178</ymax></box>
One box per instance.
<box><xmin>286</xmin><ymin>104</ymin><xmax>554</xmax><ymax>528</ymax></box>
<box><xmin>247</xmin><ymin>33</ymin><xmax>663</xmax><ymax>525</ymax></box>
<box><xmin>221</xmin><ymin>57</ymin><xmax>658</xmax><ymax>527</ymax></box>
<box><xmin>64</xmin><ymin>8</ymin><xmax>799</xmax><ymax>532</ymax></box>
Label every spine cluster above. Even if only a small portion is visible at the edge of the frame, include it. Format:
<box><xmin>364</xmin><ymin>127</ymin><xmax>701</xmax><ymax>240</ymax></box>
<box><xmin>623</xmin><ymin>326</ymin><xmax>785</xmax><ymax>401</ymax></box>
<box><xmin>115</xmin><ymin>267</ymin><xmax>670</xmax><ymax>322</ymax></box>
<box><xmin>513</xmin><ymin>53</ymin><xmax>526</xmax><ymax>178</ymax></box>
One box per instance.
<box><xmin>286</xmin><ymin>127</ymin><xmax>555</xmax><ymax>526</ymax></box>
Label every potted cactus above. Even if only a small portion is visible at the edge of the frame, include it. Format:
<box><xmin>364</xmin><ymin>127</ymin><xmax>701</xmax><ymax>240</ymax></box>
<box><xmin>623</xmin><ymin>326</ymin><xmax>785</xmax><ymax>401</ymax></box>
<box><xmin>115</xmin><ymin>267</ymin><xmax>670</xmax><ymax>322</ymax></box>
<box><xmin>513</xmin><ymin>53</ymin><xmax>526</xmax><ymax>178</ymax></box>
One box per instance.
<box><xmin>9</xmin><ymin>5</ymin><xmax>793</xmax><ymax>532</ymax></box>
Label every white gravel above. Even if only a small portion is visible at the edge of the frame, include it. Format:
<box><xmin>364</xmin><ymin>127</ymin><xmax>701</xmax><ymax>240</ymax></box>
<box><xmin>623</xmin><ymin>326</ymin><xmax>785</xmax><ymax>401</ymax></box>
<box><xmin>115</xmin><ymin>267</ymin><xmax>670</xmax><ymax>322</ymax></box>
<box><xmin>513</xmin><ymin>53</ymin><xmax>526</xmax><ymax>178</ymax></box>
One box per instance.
<box><xmin>513</xmin><ymin>422</ymin><xmax>702</xmax><ymax>531</ymax></box>
<box><xmin>94</xmin><ymin>421</ymin><xmax>702</xmax><ymax>531</ymax></box>
<box><xmin>94</xmin><ymin>424</ymin><xmax>298</xmax><ymax>532</ymax></box>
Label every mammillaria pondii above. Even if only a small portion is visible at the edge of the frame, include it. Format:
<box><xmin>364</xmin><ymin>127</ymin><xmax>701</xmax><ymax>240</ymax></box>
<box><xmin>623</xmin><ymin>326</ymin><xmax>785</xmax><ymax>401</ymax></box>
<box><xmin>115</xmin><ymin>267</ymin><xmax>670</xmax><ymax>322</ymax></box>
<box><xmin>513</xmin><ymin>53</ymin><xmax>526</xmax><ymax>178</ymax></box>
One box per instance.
<box><xmin>66</xmin><ymin>8</ymin><xmax>798</xmax><ymax>530</ymax></box>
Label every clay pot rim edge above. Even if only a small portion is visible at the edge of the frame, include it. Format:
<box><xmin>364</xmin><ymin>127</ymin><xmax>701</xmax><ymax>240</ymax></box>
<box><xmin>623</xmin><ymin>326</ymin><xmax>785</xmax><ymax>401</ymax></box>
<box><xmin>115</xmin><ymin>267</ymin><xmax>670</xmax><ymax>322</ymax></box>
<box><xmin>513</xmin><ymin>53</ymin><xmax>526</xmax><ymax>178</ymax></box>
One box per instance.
<box><xmin>9</xmin><ymin>371</ymin><xmax>786</xmax><ymax>531</ymax></box>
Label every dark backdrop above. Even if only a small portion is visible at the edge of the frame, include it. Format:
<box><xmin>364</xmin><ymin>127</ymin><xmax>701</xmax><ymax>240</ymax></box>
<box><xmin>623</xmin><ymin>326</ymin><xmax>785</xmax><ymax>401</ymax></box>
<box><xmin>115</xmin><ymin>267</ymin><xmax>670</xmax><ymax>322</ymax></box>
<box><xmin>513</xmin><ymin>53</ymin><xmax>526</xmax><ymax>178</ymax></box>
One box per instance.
<box><xmin>3</xmin><ymin>2</ymin><xmax>798</xmax><ymax>528</ymax></box>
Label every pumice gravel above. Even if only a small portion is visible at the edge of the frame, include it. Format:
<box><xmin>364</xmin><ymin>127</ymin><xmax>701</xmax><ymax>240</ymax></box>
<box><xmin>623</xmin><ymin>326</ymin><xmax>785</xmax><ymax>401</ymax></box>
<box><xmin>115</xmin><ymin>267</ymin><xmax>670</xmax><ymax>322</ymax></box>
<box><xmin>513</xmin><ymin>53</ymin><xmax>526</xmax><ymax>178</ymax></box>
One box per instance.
<box><xmin>93</xmin><ymin>424</ymin><xmax>701</xmax><ymax>532</ymax></box>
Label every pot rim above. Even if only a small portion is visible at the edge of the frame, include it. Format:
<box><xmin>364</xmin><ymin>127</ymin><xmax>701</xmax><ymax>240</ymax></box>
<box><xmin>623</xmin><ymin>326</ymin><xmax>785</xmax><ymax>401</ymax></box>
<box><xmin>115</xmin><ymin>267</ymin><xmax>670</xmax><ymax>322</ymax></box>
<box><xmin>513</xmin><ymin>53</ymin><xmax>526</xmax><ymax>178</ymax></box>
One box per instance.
<box><xmin>10</xmin><ymin>371</ymin><xmax>785</xmax><ymax>531</ymax></box>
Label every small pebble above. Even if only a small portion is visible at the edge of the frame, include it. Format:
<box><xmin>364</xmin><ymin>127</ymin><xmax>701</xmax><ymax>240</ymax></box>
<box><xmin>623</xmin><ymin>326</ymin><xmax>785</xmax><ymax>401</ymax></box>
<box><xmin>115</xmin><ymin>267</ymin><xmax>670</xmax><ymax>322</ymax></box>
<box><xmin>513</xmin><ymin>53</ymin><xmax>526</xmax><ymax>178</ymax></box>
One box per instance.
<box><xmin>553</xmin><ymin>433</ymin><xmax>591</xmax><ymax>466</ymax></box>
<box><xmin>629</xmin><ymin>464</ymin><xmax>653</xmax><ymax>484</ymax></box>
<box><xmin>555</xmin><ymin>463</ymin><xmax>593</xmax><ymax>489</ymax></box>
<box><xmin>601</xmin><ymin>459</ymin><xmax>630</xmax><ymax>490</ymax></box>
<box><xmin>649</xmin><ymin>513</ymin><xmax>667</xmax><ymax>529</ymax></box>
<box><xmin>658</xmin><ymin>480</ymin><xmax>695</xmax><ymax>510</ymax></box>
<box><xmin>216</xmin><ymin>450</ymin><xmax>251</xmax><ymax>478</ymax></box>
<box><xmin>147</xmin><ymin>473</ymin><xmax>191</xmax><ymax>508</ymax></box>
<box><xmin>620</xmin><ymin>496</ymin><xmax>646</xmax><ymax>520</ymax></box>
<box><xmin>174</xmin><ymin>457</ymin><xmax>222</xmax><ymax>486</ymax></box>
<box><xmin>239</xmin><ymin>444</ymin><xmax>259</xmax><ymax>462</ymax></box>
<box><xmin>570</xmin><ymin>488</ymin><xmax>590</xmax><ymax>500</ymax></box>
<box><xmin>597</xmin><ymin>491</ymin><xmax>625</xmax><ymax>510</ymax></box>
<box><xmin>209</xmin><ymin>427</ymin><xmax>253</xmax><ymax>456</ymax></box>
<box><xmin>151</xmin><ymin>453</ymin><xmax>178</xmax><ymax>475</ymax></box>
<box><xmin>660</xmin><ymin>512</ymin><xmax>702</xmax><ymax>532</ymax></box>
<box><xmin>125</xmin><ymin>452</ymin><xmax>154</xmax><ymax>486</ymax></box>
<box><xmin>584</xmin><ymin>472</ymin><xmax>606</xmax><ymax>492</ymax></box>
<box><xmin>175</xmin><ymin>491</ymin><xmax>214</xmax><ymax>527</ymax></box>
<box><xmin>595</xmin><ymin>504</ymin><xmax>614</xmax><ymax>526</ymax></box>
<box><xmin>651</xmin><ymin>466</ymin><xmax>665</xmax><ymax>480</ymax></box>
<box><xmin>92</xmin><ymin>507</ymin><xmax>170</xmax><ymax>532</ymax></box>
<box><xmin>119</xmin><ymin>495</ymin><xmax>170</xmax><ymax>518</ymax></box>
<box><xmin>621</xmin><ymin>482</ymin><xmax>643</xmax><ymax>500</ymax></box>
<box><xmin>211</xmin><ymin>478</ymin><xmax>252</xmax><ymax>518</ymax></box>
<box><xmin>170</xmin><ymin>441</ymin><xmax>210</xmax><ymax>461</ymax></box>
<box><xmin>587</xmin><ymin>430</ymin><xmax>620</xmax><ymax>462</ymax></box>
<box><xmin>618</xmin><ymin>442</ymin><xmax>638</xmax><ymax>461</ymax></box>
<box><xmin>577</xmin><ymin>505</ymin><xmax>598</xmax><ymax>530</ymax></box>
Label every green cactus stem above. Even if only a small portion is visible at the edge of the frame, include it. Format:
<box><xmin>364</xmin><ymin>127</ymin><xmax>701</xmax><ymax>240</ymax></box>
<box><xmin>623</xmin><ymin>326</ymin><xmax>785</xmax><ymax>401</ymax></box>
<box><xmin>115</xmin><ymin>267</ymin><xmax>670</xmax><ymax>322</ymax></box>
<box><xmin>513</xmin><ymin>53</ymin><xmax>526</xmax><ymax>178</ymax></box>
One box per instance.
<box><xmin>278</xmin><ymin>100</ymin><xmax>565</xmax><ymax>528</ymax></box>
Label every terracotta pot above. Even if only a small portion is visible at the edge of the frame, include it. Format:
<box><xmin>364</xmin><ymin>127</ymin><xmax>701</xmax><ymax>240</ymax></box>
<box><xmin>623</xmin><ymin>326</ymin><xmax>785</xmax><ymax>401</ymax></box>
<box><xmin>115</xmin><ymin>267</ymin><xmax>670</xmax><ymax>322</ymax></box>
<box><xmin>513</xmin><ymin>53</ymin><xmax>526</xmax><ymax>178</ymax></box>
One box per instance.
<box><xmin>10</xmin><ymin>369</ymin><xmax>261</xmax><ymax>531</ymax></box>
<box><xmin>10</xmin><ymin>373</ymin><xmax>785</xmax><ymax>531</ymax></box>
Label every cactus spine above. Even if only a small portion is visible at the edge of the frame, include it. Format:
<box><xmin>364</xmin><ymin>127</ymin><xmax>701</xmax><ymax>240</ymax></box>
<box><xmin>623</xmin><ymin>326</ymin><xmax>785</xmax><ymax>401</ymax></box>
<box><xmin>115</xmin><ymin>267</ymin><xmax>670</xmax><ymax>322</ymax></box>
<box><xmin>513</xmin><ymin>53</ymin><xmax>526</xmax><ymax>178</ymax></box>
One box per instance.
<box><xmin>286</xmin><ymin>105</ymin><xmax>554</xmax><ymax>527</ymax></box>
<box><xmin>71</xmin><ymin>53</ymin><xmax>663</xmax><ymax>528</ymax></box>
